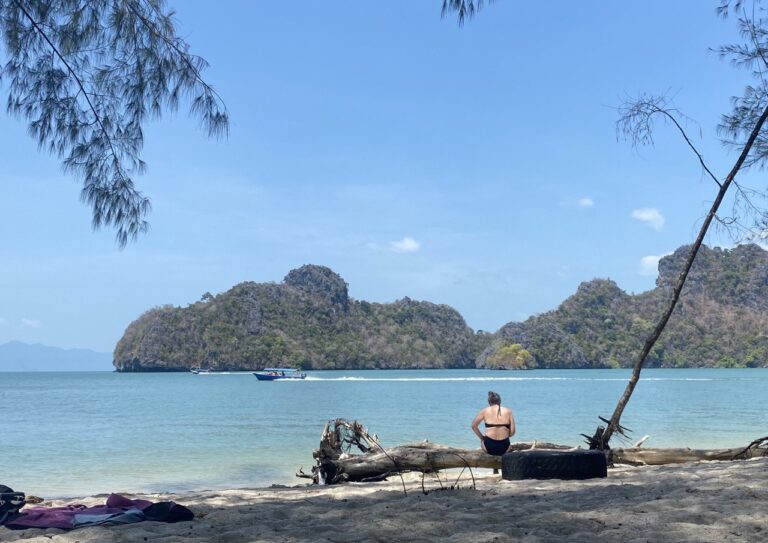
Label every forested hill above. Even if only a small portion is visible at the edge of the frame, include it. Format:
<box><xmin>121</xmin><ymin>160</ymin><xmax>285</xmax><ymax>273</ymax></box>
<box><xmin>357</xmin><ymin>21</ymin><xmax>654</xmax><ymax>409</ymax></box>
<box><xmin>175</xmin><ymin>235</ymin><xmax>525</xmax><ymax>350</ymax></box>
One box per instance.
<box><xmin>478</xmin><ymin>244</ymin><xmax>768</xmax><ymax>369</ymax></box>
<box><xmin>114</xmin><ymin>244</ymin><xmax>768</xmax><ymax>371</ymax></box>
<box><xmin>113</xmin><ymin>265</ymin><xmax>490</xmax><ymax>371</ymax></box>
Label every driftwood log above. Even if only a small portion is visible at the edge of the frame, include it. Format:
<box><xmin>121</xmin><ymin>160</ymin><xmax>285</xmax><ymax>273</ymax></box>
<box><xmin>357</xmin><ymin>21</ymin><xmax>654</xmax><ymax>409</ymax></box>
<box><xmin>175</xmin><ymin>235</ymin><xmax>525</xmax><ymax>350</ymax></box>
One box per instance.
<box><xmin>610</xmin><ymin>436</ymin><xmax>768</xmax><ymax>465</ymax></box>
<box><xmin>298</xmin><ymin>419</ymin><xmax>768</xmax><ymax>485</ymax></box>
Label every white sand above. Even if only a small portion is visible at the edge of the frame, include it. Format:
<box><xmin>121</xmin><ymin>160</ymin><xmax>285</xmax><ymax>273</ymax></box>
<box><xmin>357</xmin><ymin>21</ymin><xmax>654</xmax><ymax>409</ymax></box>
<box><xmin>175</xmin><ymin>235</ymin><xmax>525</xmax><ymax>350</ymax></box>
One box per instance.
<box><xmin>1</xmin><ymin>458</ymin><xmax>767</xmax><ymax>543</ymax></box>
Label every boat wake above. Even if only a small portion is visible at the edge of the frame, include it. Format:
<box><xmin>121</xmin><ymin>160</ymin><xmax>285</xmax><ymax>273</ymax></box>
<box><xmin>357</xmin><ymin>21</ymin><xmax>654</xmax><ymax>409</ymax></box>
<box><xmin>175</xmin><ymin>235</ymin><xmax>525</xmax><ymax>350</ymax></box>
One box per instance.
<box><xmin>302</xmin><ymin>376</ymin><xmax>720</xmax><ymax>382</ymax></box>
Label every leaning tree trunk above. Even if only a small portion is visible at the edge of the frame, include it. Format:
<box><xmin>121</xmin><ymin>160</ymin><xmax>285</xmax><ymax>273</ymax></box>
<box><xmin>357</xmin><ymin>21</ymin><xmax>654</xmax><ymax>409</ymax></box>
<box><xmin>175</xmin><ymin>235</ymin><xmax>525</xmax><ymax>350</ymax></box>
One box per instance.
<box><xmin>598</xmin><ymin>103</ymin><xmax>768</xmax><ymax>448</ymax></box>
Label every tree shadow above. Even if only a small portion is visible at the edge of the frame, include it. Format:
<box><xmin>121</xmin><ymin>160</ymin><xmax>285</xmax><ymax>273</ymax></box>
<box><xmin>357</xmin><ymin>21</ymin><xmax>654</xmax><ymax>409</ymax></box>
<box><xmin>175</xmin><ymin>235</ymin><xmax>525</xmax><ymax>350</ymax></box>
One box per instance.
<box><xmin>2</xmin><ymin>460</ymin><xmax>766</xmax><ymax>542</ymax></box>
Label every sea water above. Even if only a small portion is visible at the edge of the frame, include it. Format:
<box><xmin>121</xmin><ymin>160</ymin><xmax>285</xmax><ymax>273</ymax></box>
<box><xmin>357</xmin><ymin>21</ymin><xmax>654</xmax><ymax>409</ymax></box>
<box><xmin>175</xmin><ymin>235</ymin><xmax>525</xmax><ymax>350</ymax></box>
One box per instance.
<box><xmin>1</xmin><ymin>368</ymin><xmax>766</xmax><ymax>497</ymax></box>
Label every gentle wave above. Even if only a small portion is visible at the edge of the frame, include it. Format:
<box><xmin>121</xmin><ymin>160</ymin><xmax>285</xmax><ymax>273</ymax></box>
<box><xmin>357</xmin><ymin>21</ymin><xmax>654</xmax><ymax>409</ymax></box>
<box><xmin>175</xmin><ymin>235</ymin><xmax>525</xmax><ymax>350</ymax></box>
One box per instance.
<box><xmin>302</xmin><ymin>376</ymin><xmax>724</xmax><ymax>382</ymax></box>
<box><xmin>193</xmin><ymin>371</ymin><xmax>254</xmax><ymax>376</ymax></box>
<box><xmin>191</xmin><ymin>373</ymin><xmax>766</xmax><ymax>383</ymax></box>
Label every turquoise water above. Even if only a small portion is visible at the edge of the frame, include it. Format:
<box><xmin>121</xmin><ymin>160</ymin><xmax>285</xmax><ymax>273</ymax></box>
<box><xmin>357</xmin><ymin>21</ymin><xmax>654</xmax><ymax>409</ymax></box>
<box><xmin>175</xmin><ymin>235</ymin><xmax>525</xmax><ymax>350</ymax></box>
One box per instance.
<box><xmin>1</xmin><ymin>368</ymin><xmax>766</xmax><ymax>498</ymax></box>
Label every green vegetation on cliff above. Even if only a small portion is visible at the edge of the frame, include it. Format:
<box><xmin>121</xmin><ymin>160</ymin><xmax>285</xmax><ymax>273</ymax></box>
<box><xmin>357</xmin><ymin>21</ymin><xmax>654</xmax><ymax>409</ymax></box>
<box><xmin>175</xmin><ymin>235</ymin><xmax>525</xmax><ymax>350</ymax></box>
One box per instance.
<box><xmin>114</xmin><ymin>265</ymin><xmax>489</xmax><ymax>371</ymax></box>
<box><xmin>478</xmin><ymin>244</ymin><xmax>768</xmax><ymax>369</ymax></box>
<box><xmin>115</xmin><ymin>244</ymin><xmax>768</xmax><ymax>371</ymax></box>
<box><xmin>484</xmin><ymin>342</ymin><xmax>534</xmax><ymax>370</ymax></box>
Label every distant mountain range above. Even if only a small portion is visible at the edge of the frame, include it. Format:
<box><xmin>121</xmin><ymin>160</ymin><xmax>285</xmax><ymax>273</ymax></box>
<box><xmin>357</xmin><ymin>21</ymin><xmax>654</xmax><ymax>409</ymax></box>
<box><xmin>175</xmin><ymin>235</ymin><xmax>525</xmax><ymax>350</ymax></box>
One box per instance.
<box><xmin>0</xmin><ymin>341</ymin><xmax>113</xmax><ymax>372</ymax></box>
<box><xmin>114</xmin><ymin>244</ymin><xmax>768</xmax><ymax>371</ymax></box>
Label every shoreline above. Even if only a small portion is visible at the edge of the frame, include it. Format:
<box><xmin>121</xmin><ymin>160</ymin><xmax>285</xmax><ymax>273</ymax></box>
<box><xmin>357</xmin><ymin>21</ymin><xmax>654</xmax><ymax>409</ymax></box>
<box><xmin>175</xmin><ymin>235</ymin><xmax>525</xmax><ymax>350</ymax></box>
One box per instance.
<box><xmin>112</xmin><ymin>366</ymin><xmax>768</xmax><ymax>373</ymax></box>
<box><xmin>2</xmin><ymin>458</ymin><xmax>767</xmax><ymax>542</ymax></box>
<box><xmin>6</xmin><ymin>367</ymin><xmax>767</xmax><ymax>373</ymax></box>
<box><xmin>4</xmin><ymin>368</ymin><xmax>767</xmax><ymax>506</ymax></box>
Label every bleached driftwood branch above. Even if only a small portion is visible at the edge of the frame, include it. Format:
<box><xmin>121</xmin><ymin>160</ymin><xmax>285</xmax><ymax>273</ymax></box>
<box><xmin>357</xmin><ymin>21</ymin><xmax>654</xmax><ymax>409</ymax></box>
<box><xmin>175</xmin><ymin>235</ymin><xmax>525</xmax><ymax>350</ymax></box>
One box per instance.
<box><xmin>611</xmin><ymin>436</ymin><xmax>768</xmax><ymax>466</ymax></box>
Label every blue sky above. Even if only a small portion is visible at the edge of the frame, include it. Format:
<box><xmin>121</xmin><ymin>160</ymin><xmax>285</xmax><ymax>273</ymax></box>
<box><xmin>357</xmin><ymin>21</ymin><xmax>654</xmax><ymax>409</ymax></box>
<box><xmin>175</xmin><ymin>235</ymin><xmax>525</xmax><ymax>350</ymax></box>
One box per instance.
<box><xmin>0</xmin><ymin>1</ymin><xmax>761</xmax><ymax>352</ymax></box>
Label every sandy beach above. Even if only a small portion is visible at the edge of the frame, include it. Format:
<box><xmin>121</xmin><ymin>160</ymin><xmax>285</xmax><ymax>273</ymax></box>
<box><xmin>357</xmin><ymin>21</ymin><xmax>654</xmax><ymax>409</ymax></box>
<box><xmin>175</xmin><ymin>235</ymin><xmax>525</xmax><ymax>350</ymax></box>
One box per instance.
<box><xmin>1</xmin><ymin>457</ymin><xmax>766</xmax><ymax>543</ymax></box>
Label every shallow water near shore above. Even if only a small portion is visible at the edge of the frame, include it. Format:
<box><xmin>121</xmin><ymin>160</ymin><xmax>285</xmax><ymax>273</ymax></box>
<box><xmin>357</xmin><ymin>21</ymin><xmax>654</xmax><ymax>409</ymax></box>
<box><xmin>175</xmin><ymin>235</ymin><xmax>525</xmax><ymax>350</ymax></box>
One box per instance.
<box><xmin>1</xmin><ymin>368</ymin><xmax>766</xmax><ymax>498</ymax></box>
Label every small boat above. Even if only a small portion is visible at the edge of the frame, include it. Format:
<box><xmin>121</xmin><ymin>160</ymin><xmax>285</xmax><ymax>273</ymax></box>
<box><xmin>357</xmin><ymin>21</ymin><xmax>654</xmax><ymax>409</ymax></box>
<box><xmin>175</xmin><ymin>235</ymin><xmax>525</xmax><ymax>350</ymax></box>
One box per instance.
<box><xmin>190</xmin><ymin>368</ymin><xmax>212</xmax><ymax>375</ymax></box>
<box><xmin>253</xmin><ymin>367</ymin><xmax>307</xmax><ymax>381</ymax></box>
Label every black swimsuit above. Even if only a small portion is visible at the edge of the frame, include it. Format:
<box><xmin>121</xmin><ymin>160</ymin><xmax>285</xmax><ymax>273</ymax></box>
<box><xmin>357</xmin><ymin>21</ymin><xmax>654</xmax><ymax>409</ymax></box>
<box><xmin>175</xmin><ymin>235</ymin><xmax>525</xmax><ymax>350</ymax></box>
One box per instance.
<box><xmin>483</xmin><ymin>420</ymin><xmax>511</xmax><ymax>456</ymax></box>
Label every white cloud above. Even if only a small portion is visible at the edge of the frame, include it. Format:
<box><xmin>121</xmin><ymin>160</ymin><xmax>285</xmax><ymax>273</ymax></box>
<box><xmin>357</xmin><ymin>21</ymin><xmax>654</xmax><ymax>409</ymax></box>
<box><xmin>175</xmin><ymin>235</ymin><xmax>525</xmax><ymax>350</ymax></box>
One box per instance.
<box><xmin>639</xmin><ymin>253</ymin><xmax>672</xmax><ymax>276</ymax></box>
<box><xmin>631</xmin><ymin>208</ymin><xmax>665</xmax><ymax>230</ymax></box>
<box><xmin>559</xmin><ymin>196</ymin><xmax>594</xmax><ymax>208</ymax></box>
<box><xmin>21</xmin><ymin>318</ymin><xmax>41</xmax><ymax>328</ymax></box>
<box><xmin>390</xmin><ymin>237</ymin><xmax>420</xmax><ymax>254</ymax></box>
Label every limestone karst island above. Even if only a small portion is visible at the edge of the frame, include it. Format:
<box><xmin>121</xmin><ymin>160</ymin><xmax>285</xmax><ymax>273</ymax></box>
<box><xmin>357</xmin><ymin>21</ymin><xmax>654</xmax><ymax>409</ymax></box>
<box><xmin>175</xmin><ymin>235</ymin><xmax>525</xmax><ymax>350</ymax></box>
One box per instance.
<box><xmin>114</xmin><ymin>243</ymin><xmax>768</xmax><ymax>372</ymax></box>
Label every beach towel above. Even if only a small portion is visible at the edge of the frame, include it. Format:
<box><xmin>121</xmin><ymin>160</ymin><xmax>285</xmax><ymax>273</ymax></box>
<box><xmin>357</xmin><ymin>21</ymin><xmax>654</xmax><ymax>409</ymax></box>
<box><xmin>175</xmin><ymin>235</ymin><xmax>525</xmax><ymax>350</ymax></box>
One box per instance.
<box><xmin>3</xmin><ymin>493</ymin><xmax>193</xmax><ymax>530</ymax></box>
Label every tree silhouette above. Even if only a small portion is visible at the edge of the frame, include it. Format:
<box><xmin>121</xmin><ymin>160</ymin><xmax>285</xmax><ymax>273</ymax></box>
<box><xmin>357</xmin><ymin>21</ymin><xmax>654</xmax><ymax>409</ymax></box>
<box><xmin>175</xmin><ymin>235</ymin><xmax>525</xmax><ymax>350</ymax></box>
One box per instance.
<box><xmin>441</xmin><ymin>0</ymin><xmax>489</xmax><ymax>25</ymax></box>
<box><xmin>0</xmin><ymin>0</ymin><xmax>228</xmax><ymax>247</ymax></box>
<box><xmin>596</xmin><ymin>1</ymin><xmax>768</xmax><ymax>446</ymax></box>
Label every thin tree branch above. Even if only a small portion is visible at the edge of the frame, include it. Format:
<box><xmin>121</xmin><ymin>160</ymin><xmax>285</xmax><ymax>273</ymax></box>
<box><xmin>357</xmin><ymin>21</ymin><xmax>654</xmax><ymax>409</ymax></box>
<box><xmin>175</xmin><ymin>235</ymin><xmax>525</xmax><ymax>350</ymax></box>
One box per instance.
<box><xmin>13</xmin><ymin>0</ymin><xmax>125</xmax><ymax>179</ymax></box>
<box><xmin>601</xmin><ymin>101</ymin><xmax>768</xmax><ymax>445</ymax></box>
<box><xmin>650</xmin><ymin>104</ymin><xmax>723</xmax><ymax>188</ymax></box>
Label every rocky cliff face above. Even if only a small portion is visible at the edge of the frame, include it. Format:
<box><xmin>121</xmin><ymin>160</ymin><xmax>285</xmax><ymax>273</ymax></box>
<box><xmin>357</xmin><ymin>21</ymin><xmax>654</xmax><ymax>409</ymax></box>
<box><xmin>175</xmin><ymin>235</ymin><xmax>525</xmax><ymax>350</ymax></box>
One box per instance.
<box><xmin>283</xmin><ymin>265</ymin><xmax>350</xmax><ymax>312</ymax></box>
<box><xmin>113</xmin><ymin>265</ymin><xmax>487</xmax><ymax>371</ymax></box>
<box><xmin>658</xmin><ymin>244</ymin><xmax>768</xmax><ymax>310</ymax></box>
<box><xmin>479</xmin><ymin>244</ymin><xmax>768</xmax><ymax>369</ymax></box>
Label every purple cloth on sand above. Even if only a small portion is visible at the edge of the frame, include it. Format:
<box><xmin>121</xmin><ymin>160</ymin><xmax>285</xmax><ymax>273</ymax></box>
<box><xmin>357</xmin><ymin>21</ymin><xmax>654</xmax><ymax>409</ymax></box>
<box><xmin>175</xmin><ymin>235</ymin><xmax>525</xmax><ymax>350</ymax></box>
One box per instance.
<box><xmin>3</xmin><ymin>494</ymin><xmax>190</xmax><ymax>530</ymax></box>
<box><xmin>5</xmin><ymin>504</ymin><xmax>88</xmax><ymax>530</ymax></box>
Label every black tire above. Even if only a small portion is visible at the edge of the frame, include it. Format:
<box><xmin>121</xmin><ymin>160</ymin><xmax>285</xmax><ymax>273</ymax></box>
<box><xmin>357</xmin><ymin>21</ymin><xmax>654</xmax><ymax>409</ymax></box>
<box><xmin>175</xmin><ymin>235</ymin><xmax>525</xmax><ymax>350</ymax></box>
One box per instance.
<box><xmin>501</xmin><ymin>450</ymin><xmax>607</xmax><ymax>481</ymax></box>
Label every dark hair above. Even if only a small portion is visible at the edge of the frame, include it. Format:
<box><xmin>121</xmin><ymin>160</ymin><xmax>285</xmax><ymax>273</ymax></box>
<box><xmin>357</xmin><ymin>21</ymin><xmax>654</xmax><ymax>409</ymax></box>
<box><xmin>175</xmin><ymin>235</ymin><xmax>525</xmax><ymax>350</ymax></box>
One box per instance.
<box><xmin>487</xmin><ymin>391</ymin><xmax>501</xmax><ymax>406</ymax></box>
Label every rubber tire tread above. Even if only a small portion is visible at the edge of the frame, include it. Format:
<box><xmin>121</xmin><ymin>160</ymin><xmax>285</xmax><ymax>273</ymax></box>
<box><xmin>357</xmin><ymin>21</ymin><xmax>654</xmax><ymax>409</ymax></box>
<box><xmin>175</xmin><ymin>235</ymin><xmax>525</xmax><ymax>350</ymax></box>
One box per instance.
<box><xmin>501</xmin><ymin>450</ymin><xmax>607</xmax><ymax>481</ymax></box>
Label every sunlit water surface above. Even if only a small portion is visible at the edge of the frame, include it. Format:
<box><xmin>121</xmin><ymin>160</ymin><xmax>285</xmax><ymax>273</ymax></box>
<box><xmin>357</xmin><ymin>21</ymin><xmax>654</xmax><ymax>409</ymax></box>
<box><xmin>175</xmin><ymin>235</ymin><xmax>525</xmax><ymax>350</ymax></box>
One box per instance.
<box><xmin>1</xmin><ymin>368</ymin><xmax>766</xmax><ymax>497</ymax></box>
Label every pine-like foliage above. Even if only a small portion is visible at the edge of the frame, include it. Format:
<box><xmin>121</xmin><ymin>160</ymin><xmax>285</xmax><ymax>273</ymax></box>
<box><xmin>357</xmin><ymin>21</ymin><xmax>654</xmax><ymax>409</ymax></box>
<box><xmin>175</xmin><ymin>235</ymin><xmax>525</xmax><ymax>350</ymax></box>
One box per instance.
<box><xmin>0</xmin><ymin>0</ymin><xmax>228</xmax><ymax>246</ymax></box>
<box><xmin>718</xmin><ymin>1</ymin><xmax>768</xmax><ymax>169</ymax></box>
<box><xmin>441</xmin><ymin>0</ymin><xmax>488</xmax><ymax>25</ymax></box>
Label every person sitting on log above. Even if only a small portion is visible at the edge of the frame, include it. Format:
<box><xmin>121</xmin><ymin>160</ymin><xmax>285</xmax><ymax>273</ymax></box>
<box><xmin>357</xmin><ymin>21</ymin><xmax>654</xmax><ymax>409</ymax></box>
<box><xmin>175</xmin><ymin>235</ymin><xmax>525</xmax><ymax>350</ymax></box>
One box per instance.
<box><xmin>471</xmin><ymin>391</ymin><xmax>516</xmax><ymax>457</ymax></box>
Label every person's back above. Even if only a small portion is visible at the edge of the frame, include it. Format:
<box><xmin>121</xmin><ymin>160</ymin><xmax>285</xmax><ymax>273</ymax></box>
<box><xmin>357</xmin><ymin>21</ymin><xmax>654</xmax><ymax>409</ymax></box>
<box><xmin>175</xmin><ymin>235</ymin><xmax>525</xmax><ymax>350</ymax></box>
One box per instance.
<box><xmin>482</xmin><ymin>405</ymin><xmax>514</xmax><ymax>441</ymax></box>
<box><xmin>471</xmin><ymin>391</ymin><xmax>516</xmax><ymax>458</ymax></box>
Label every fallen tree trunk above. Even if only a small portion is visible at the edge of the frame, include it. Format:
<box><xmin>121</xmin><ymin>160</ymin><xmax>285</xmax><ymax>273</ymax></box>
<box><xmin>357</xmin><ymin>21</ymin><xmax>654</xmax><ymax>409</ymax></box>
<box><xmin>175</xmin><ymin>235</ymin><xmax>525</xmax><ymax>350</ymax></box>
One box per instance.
<box><xmin>302</xmin><ymin>441</ymin><xmax>572</xmax><ymax>483</ymax></box>
<box><xmin>297</xmin><ymin>418</ymin><xmax>572</xmax><ymax>484</ymax></box>
<box><xmin>299</xmin><ymin>419</ymin><xmax>768</xmax><ymax>485</ymax></box>
<box><xmin>611</xmin><ymin>444</ymin><xmax>767</xmax><ymax>466</ymax></box>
